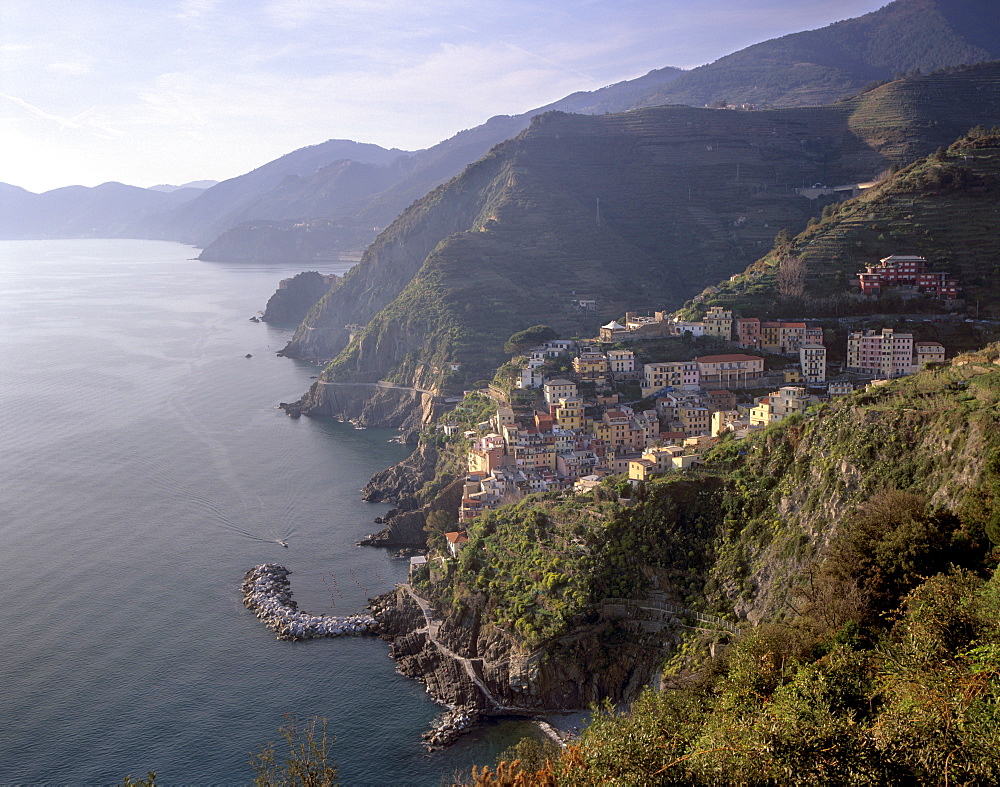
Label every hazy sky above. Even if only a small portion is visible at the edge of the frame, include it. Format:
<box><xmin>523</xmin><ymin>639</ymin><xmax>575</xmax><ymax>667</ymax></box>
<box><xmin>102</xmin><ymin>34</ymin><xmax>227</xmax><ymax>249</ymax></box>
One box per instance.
<box><xmin>1</xmin><ymin>0</ymin><xmax>889</xmax><ymax>193</ymax></box>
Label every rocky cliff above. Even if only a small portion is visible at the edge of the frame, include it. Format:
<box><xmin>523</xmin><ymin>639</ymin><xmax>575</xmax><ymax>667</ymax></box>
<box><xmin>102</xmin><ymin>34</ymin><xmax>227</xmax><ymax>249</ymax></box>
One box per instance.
<box><xmin>262</xmin><ymin>271</ymin><xmax>339</xmax><ymax>325</ymax></box>
<box><xmin>370</xmin><ymin>586</ymin><xmax>670</xmax><ymax>713</ymax></box>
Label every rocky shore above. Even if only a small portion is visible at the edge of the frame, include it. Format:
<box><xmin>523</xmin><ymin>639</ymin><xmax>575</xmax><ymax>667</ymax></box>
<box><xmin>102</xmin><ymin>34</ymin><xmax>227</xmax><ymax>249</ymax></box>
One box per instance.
<box><xmin>369</xmin><ymin>584</ymin><xmax>666</xmax><ymax>716</ymax></box>
<box><xmin>242</xmin><ymin>563</ymin><xmax>378</xmax><ymax>641</ymax></box>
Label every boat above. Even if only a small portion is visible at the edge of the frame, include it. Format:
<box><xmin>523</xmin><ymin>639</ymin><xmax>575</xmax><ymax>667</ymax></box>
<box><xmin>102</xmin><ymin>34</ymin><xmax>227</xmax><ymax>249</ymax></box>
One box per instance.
<box><xmin>278</xmin><ymin>540</ymin><xmax>289</xmax><ymax>548</ymax></box>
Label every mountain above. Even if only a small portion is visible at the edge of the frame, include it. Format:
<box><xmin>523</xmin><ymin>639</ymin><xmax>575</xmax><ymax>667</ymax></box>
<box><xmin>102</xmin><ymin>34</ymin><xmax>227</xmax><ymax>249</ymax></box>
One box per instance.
<box><xmin>696</xmin><ymin>123</ymin><xmax>1000</xmax><ymax>320</ymax></box>
<box><xmin>135</xmin><ymin>139</ymin><xmax>412</xmax><ymax>246</ymax></box>
<box><xmin>148</xmin><ymin>180</ymin><xmax>218</xmax><ymax>192</ymax></box>
<box><xmin>278</xmin><ymin>64</ymin><xmax>1000</xmax><ymax>419</ymax></box>
<box><xmin>638</xmin><ymin>0</ymin><xmax>1000</xmax><ymax>109</ymax></box>
<box><xmin>199</xmin><ymin>0</ymin><xmax>1000</xmax><ymax>264</ymax></box>
<box><xmin>0</xmin><ymin>181</ymin><xmax>202</xmax><ymax>240</ymax></box>
<box><xmin>195</xmin><ymin>69</ymin><xmax>687</xmax><ymax>262</ymax></box>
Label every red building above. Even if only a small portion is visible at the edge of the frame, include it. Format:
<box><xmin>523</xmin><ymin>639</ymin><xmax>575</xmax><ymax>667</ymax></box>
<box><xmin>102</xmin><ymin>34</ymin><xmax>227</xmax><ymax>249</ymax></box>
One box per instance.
<box><xmin>857</xmin><ymin>255</ymin><xmax>960</xmax><ymax>299</ymax></box>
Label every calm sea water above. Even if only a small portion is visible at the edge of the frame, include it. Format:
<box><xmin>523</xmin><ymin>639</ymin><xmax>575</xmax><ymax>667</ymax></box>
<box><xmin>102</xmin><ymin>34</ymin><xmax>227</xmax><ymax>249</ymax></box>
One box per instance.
<box><xmin>0</xmin><ymin>240</ymin><xmax>531</xmax><ymax>785</ymax></box>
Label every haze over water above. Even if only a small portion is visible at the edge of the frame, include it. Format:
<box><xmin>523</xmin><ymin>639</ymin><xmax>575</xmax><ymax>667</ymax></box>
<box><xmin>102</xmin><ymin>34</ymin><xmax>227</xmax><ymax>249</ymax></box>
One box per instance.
<box><xmin>0</xmin><ymin>240</ymin><xmax>525</xmax><ymax>784</ymax></box>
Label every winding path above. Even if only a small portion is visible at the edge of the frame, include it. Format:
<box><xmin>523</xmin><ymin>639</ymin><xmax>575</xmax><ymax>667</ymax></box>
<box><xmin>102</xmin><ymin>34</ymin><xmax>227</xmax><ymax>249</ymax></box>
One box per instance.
<box><xmin>401</xmin><ymin>584</ymin><xmax>538</xmax><ymax>713</ymax></box>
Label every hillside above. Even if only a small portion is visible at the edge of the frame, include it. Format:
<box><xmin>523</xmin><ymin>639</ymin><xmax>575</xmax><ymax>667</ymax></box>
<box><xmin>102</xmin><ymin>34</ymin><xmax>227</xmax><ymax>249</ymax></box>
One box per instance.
<box><xmin>196</xmin><ymin>70</ymin><xmax>687</xmax><ymax>263</ymax></box>
<box><xmin>280</xmin><ymin>65</ymin><xmax>1000</xmax><ymax>420</ymax></box>
<box><xmin>697</xmin><ymin>125</ymin><xmax>1000</xmax><ymax>319</ymax></box>
<box><xmin>135</xmin><ymin>139</ymin><xmax>411</xmax><ymax>246</ymax></box>
<box><xmin>639</xmin><ymin>0</ymin><xmax>1000</xmax><ymax>109</ymax></box>
<box><xmin>381</xmin><ymin>346</ymin><xmax>1000</xmax><ymax>783</ymax></box>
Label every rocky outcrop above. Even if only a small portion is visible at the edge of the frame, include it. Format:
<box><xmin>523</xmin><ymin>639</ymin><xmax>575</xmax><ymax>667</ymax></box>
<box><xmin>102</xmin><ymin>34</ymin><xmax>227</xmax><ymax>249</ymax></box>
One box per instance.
<box><xmin>281</xmin><ymin>380</ymin><xmax>445</xmax><ymax>435</ymax></box>
<box><xmin>362</xmin><ymin>441</ymin><xmax>439</xmax><ymax>504</ymax></box>
<box><xmin>360</xmin><ymin>477</ymin><xmax>465</xmax><ymax>548</ymax></box>
<box><xmin>262</xmin><ymin>271</ymin><xmax>339</xmax><ymax>325</ymax></box>
<box><xmin>370</xmin><ymin>585</ymin><xmax>667</xmax><ymax>714</ymax></box>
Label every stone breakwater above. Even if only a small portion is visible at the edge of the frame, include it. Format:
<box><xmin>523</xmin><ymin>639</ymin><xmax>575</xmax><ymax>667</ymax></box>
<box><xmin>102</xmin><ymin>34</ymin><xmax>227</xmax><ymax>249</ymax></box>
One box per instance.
<box><xmin>421</xmin><ymin>707</ymin><xmax>480</xmax><ymax>750</ymax></box>
<box><xmin>242</xmin><ymin>564</ymin><xmax>378</xmax><ymax>641</ymax></box>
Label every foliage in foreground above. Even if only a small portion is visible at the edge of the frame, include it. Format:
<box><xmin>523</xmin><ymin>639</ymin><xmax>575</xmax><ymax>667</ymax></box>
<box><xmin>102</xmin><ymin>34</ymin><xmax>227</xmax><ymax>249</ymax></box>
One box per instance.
<box><xmin>472</xmin><ymin>567</ymin><xmax>1000</xmax><ymax>785</ymax></box>
<box><xmin>250</xmin><ymin>715</ymin><xmax>338</xmax><ymax>787</ymax></box>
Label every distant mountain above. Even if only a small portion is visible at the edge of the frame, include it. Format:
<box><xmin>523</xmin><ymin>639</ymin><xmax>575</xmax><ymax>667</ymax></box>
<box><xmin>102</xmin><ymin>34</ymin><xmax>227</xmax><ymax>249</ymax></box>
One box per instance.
<box><xmin>0</xmin><ymin>181</ymin><xmax>202</xmax><ymax>240</ymax></box>
<box><xmin>638</xmin><ymin>0</ymin><xmax>1000</xmax><ymax>109</ymax></box>
<box><xmin>196</xmin><ymin>68</ymin><xmax>688</xmax><ymax>262</ymax></box>
<box><xmin>201</xmin><ymin>0</ymin><xmax>1000</xmax><ymax>264</ymax></box>
<box><xmin>148</xmin><ymin>180</ymin><xmax>218</xmax><ymax>192</ymax></box>
<box><xmin>135</xmin><ymin>139</ymin><xmax>412</xmax><ymax>246</ymax></box>
<box><xmin>281</xmin><ymin>64</ymin><xmax>1000</xmax><ymax>415</ymax></box>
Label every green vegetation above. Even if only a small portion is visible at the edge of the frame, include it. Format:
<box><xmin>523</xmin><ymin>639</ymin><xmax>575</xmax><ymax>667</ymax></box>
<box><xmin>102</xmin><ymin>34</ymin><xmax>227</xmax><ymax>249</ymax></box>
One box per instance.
<box><xmin>422</xmin><ymin>476</ymin><xmax>728</xmax><ymax>648</ymax></box>
<box><xmin>701</xmin><ymin>128</ymin><xmax>1000</xmax><ymax>321</ymax></box>
<box><xmin>474</xmin><ymin>566</ymin><xmax>1000</xmax><ymax>785</ymax></box>
<box><xmin>450</xmin><ymin>348</ymin><xmax>1000</xmax><ymax>782</ymax></box>
<box><xmin>504</xmin><ymin>325</ymin><xmax>558</xmax><ymax>355</ymax></box>
<box><xmin>291</xmin><ymin>66</ymin><xmax>1000</xmax><ymax>400</ymax></box>
<box><xmin>250</xmin><ymin>716</ymin><xmax>338</xmax><ymax>786</ymax></box>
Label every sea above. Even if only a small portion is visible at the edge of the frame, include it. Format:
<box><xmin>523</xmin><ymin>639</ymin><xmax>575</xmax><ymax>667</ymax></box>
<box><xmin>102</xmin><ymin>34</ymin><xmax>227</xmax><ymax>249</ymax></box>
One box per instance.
<box><xmin>0</xmin><ymin>239</ymin><xmax>535</xmax><ymax>785</ymax></box>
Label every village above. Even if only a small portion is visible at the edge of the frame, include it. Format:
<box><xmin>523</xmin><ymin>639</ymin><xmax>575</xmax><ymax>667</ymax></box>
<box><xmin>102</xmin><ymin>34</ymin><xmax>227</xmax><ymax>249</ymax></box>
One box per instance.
<box><xmin>438</xmin><ymin>255</ymin><xmax>952</xmax><ymax>554</ymax></box>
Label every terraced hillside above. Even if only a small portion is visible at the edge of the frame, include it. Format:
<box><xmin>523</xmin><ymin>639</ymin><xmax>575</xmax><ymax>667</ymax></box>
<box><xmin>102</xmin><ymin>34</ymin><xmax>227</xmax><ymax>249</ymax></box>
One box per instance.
<box><xmin>280</xmin><ymin>66</ymin><xmax>1000</xmax><ymax>417</ymax></box>
<box><xmin>700</xmin><ymin>126</ymin><xmax>1000</xmax><ymax>319</ymax></box>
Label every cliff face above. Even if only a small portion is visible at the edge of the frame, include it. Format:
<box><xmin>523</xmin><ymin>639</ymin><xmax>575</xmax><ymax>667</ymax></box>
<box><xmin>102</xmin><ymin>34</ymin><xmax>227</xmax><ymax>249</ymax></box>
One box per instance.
<box><xmin>371</xmin><ymin>587</ymin><xmax>668</xmax><ymax>712</ymax></box>
<box><xmin>261</xmin><ymin>271</ymin><xmax>338</xmax><ymax>325</ymax></box>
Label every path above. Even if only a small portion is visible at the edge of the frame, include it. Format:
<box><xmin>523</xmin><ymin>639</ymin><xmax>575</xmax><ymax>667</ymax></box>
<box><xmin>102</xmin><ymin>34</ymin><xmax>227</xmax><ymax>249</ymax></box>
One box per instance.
<box><xmin>401</xmin><ymin>584</ymin><xmax>538</xmax><ymax>713</ymax></box>
<box><xmin>317</xmin><ymin>379</ymin><xmax>441</xmax><ymax>398</ymax></box>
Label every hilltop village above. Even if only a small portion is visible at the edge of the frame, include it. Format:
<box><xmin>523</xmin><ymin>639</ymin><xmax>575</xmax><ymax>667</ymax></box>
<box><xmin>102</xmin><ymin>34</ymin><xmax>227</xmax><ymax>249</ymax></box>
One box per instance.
<box><xmin>439</xmin><ymin>256</ymin><xmax>953</xmax><ymax>547</ymax></box>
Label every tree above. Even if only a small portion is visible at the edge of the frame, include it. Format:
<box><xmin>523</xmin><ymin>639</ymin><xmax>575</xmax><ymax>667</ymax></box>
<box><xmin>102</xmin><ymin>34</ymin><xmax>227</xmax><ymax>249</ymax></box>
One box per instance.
<box><xmin>250</xmin><ymin>715</ymin><xmax>338</xmax><ymax>786</ymax></box>
<box><xmin>777</xmin><ymin>255</ymin><xmax>807</xmax><ymax>299</ymax></box>
<box><xmin>504</xmin><ymin>325</ymin><xmax>558</xmax><ymax>356</ymax></box>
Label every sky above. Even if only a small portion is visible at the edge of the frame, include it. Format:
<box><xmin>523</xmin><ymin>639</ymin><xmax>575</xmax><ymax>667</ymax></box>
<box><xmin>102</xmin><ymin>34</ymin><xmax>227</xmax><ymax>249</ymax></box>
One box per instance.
<box><xmin>1</xmin><ymin>0</ymin><xmax>890</xmax><ymax>194</ymax></box>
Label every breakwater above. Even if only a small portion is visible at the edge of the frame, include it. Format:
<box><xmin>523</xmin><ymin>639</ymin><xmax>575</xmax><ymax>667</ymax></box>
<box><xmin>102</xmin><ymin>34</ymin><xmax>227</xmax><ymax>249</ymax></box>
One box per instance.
<box><xmin>242</xmin><ymin>564</ymin><xmax>379</xmax><ymax>641</ymax></box>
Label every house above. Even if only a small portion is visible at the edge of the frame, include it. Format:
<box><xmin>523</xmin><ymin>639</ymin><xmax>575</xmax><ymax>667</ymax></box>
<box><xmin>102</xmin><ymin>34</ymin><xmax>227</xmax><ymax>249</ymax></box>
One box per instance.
<box><xmin>694</xmin><ymin>354</ymin><xmax>765</xmax><ymax>387</ymax></box>
<box><xmin>670</xmin><ymin>319</ymin><xmax>705</xmax><ymax>338</ymax></box>
<box><xmin>712</xmin><ymin>409</ymin><xmax>743</xmax><ymax>436</ymax></box>
<box><xmin>799</xmin><ymin>344</ymin><xmax>827</xmax><ymax>384</ymax></box>
<box><xmin>642</xmin><ymin>361</ymin><xmax>700</xmax><ymax>397</ymax></box>
<box><xmin>705</xmin><ymin>389</ymin><xmax>737</xmax><ymax>412</ymax></box>
<box><xmin>704</xmin><ymin>306</ymin><xmax>734</xmax><ymax>340</ymax></box>
<box><xmin>846</xmin><ymin>328</ymin><xmax>915</xmax><ymax>378</ymax></box>
<box><xmin>750</xmin><ymin>386</ymin><xmax>811</xmax><ymax>426</ymax></box>
<box><xmin>445</xmin><ymin>531</ymin><xmax>469</xmax><ymax>558</ymax></box>
<box><xmin>543</xmin><ymin>378</ymin><xmax>577</xmax><ymax>406</ymax></box>
<box><xmin>828</xmin><ymin>380</ymin><xmax>854</xmax><ymax>397</ymax></box>
<box><xmin>735</xmin><ymin>317</ymin><xmax>761</xmax><ymax>348</ymax></box>
<box><xmin>914</xmin><ymin>342</ymin><xmax>946</xmax><ymax>367</ymax></box>
<box><xmin>599</xmin><ymin>321</ymin><xmax>628</xmax><ymax>342</ymax></box>
<box><xmin>573</xmin><ymin>350</ymin><xmax>610</xmax><ymax>385</ymax></box>
<box><xmin>677</xmin><ymin>405</ymin><xmax>711</xmax><ymax>437</ymax></box>
<box><xmin>856</xmin><ymin>255</ymin><xmax>960</xmax><ymax>299</ymax></box>
<box><xmin>606</xmin><ymin>349</ymin><xmax>636</xmax><ymax>376</ymax></box>
<box><xmin>517</xmin><ymin>360</ymin><xmax>546</xmax><ymax>389</ymax></box>
<box><xmin>553</xmin><ymin>397</ymin><xmax>585</xmax><ymax>431</ymax></box>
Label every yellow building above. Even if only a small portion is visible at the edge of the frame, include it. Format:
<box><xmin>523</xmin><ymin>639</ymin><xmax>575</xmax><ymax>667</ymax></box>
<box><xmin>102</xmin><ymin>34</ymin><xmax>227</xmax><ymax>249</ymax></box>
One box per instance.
<box><xmin>678</xmin><ymin>405</ymin><xmax>711</xmax><ymax>436</ymax></box>
<box><xmin>572</xmin><ymin>351</ymin><xmax>610</xmax><ymax>385</ymax></box>
<box><xmin>554</xmin><ymin>397</ymin><xmax>585</xmax><ymax>431</ymax></box>
<box><xmin>704</xmin><ymin>306</ymin><xmax>733</xmax><ymax>340</ymax></box>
